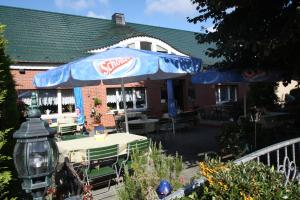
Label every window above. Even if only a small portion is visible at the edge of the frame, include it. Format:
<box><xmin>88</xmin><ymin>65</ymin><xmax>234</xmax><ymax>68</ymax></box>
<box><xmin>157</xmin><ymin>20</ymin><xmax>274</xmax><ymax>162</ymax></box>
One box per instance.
<box><xmin>157</xmin><ymin>45</ymin><xmax>168</xmax><ymax>53</ymax></box>
<box><xmin>188</xmin><ymin>87</ymin><xmax>196</xmax><ymax>101</ymax></box>
<box><xmin>160</xmin><ymin>88</ymin><xmax>167</xmax><ymax>103</ymax></box>
<box><xmin>127</xmin><ymin>43</ymin><xmax>135</xmax><ymax>48</ymax></box>
<box><xmin>215</xmin><ymin>85</ymin><xmax>237</xmax><ymax>104</ymax></box>
<box><xmin>17</xmin><ymin>89</ymin><xmax>75</xmax><ymax>115</ymax></box>
<box><xmin>106</xmin><ymin>87</ymin><xmax>147</xmax><ymax>111</ymax></box>
<box><xmin>140</xmin><ymin>42</ymin><xmax>152</xmax><ymax>51</ymax></box>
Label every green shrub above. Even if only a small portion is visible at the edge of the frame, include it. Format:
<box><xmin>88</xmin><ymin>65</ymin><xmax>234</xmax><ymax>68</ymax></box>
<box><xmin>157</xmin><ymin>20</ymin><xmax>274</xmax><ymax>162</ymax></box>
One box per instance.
<box><xmin>192</xmin><ymin>160</ymin><xmax>300</xmax><ymax>200</ymax></box>
<box><xmin>118</xmin><ymin>143</ymin><xmax>184</xmax><ymax>200</ymax></box>
<box><xmin>93</xmin><ymin>97</ymin><xmax>102</xmax><ymax>107</ymax></box>
<box><xmin>247</xmin><ymin>83</ymin><xmax>279</xmax><ymax>110</ymax></box>
<box><xmin>0</xmin><ymin>24</ymin><xmax>20</xmax><ymax>199</ymax></box>
<box><xmin>218</xmin><ymin>122</ymin><xmax>252</xmax><ymax>159</ymax></box>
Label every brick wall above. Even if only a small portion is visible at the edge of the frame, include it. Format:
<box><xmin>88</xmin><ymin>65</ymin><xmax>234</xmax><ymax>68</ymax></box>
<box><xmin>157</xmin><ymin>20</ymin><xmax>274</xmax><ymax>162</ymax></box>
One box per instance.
<box><xmin>11</xmin><ymin>69</ymin><xmax>44</xmax><ymax>90</ymax></box>
<box><xmin>11</xmin><ymin>68</ymin><xmax>235</xmax><ymax>128</ymax></box>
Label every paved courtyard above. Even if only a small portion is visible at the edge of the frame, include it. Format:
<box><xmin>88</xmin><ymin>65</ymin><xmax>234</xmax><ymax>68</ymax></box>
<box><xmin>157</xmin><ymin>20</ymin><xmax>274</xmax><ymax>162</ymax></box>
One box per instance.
<box><xmin>92</xmin><ymin>124</ymin><xmax>221</xmax><ymax>200</ymax></box>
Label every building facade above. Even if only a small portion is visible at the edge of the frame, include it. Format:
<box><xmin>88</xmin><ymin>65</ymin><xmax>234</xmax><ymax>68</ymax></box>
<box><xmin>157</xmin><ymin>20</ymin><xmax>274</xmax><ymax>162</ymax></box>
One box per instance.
<box><xmin>0</xmin><ymin>6</ymin><xmax>246</xmax><ymax>128</ymax></box>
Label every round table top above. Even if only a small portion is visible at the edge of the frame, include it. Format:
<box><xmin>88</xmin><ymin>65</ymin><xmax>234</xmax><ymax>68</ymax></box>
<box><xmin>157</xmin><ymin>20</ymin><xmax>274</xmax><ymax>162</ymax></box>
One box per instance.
<box><xmin>128</xmin><ymin>118</ymin><xmax>159</xmax><ymax>124</ymax></box>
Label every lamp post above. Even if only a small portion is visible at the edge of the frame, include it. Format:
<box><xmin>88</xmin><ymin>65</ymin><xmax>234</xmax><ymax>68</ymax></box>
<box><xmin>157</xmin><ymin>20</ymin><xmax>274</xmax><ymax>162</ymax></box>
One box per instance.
<box><xmin>13</xmin><ymin>92</ymin><xmax>58</xmax><ymax>200</ymax></box>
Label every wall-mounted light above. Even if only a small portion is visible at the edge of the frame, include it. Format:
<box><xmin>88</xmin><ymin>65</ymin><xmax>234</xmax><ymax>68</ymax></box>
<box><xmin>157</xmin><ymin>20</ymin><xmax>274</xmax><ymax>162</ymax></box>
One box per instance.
<box><xmin>19</xmin><ymin>68</ymin><xmax>26</xmax><ymax>74</ymax></box>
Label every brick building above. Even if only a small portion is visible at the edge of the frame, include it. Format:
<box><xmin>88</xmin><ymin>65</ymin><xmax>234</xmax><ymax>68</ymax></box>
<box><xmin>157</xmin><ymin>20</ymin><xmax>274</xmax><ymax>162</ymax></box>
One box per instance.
<box><xmin>0</xmin><ymin>6</ymin><xmax>246</xmax><ymax>128</ymax></box>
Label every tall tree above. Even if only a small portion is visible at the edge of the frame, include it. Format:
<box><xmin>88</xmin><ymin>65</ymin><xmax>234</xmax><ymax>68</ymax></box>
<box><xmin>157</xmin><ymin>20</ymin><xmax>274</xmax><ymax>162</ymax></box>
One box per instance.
<box><xmin>0</xmin><ymin>24</ymin><xmax>19</xmax><ymax>198</ymax></box>
<box><xmin>188</xmin><ymin>0</ymin><xmax>300</xmax><ymax>81</ymax></box>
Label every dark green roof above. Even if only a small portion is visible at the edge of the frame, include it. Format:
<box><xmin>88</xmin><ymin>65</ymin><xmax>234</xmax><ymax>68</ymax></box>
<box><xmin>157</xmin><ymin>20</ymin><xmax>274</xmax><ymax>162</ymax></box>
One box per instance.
<box><xmin>0</xmin><ymin>5</ymin><xmax>216</xmax><ymax>65</ymax></box>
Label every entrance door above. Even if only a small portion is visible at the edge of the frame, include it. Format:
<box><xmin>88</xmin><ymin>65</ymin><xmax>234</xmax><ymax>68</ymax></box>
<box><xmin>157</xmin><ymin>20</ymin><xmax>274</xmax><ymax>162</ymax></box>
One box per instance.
<box><xmin>173</xmin><ymin>79</ymin><xmax>185</xmax><ymax>111</ymax></box>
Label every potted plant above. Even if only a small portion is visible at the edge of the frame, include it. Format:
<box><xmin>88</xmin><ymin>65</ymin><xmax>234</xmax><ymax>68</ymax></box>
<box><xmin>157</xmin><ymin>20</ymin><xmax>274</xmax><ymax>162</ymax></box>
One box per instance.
<box><xmin>90</xmin><ymin>97</ymin><xmax>103</xmax><ymax>127</ymax></box>
<box><xmin>93</xmin><ymin>97</ymin><xmax>102</xmax><ymax>107</ymax></box>
<box><xmin>90</xmin><ymin>107</ymin><xmax>102</xmax><ymax>124</ymax></box>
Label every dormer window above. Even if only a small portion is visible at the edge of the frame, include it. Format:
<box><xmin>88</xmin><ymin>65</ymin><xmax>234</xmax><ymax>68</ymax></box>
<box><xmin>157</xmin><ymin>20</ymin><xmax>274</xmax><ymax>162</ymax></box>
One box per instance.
<box><xmin>157</xmin><ymin>45</ymin><xmax>167</xmax><ymax>53</ymax></box>
<box><xmin>140</xmin><ymin>41</ymin><xmax>152</xmax><ymax>51</ymax></box>
<box><xmin>127</xmin><ymin>43</ymin><xmax>135</xmax><ymax>48</ymax></box>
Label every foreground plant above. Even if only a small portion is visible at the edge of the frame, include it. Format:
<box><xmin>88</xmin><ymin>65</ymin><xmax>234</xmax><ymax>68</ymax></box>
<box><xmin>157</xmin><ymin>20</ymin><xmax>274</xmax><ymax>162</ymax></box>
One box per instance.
<box><xmin>196</xmin><ymin>160</ymin><xmax>300</xmax><ymax>200</ymax></box>
<box><xmin>117</xmin><ymin>143</ymin><xmax>183</xmax><ymax>200</ymax></box>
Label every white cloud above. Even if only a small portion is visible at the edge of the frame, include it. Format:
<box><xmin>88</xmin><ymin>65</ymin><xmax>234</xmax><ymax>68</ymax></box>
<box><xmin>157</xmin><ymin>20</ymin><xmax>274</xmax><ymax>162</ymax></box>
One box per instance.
<box><xmin>145</xmin><ymin>0</ymin><xmax>197</xmax><ymax>16</ymax></box>
<box><xmin>87</xmin><ymin>11</ymin><xmax>107</xmax><ymax>19</ymax></box>
<box><xmin>55</xmin><ymin>0</ymin><xmax>95</xmax><ymax>10</ymax></box>
<box><xmin>207</xmin><ymin>25</ymin><xmax>216</xmax><ymax>33</ymax></box>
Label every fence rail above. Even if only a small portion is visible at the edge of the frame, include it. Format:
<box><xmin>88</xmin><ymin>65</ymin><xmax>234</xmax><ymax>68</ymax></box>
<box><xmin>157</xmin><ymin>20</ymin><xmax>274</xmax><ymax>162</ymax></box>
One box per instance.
<box><xmin>235</xmin><ymin>137</ymin><xmax>300</xmax><ymax>186</ymax></box>
<box><xmin>163</xmin><ymin>137</ymin><xmax>300</xmax><ymax>200</ymax></box>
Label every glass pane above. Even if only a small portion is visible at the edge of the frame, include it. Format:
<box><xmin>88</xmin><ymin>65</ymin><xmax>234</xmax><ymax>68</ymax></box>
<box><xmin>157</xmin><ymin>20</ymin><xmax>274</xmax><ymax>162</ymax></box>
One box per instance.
<box><xmin>127</xmin><ymin>43</ymin><xmax>135</xmax><ymax>48</ymax></box>
<box><xmin>17</xmin><ymin>90</ymin><xmax>34</xmax><ymax>106</ymax></box>
<box><xmin>14</xmin><ymin>142</ymin><xmax>28</xmax><ymax>177</ymax></box>
<box><xmin>161</xmin><ymin>88</ymin><xmax>167</xmax><ymax>103</ymax></box>
<box><xmin>61</xmin><ymin>90</ymin><xmax>75</xmax><ymax>113</ymax></box>
<box><xmin>37</xmin><ymin>89</ymin><xmax>58</xmax><ymax>115</ymax></box>
<box><xmin>49</xmin><ymin>139</ymin><xmax>58</xmax><ymax>170</ymax></box>
<box><xmin>140</xmin><ymin>42</ymin><xmax>152</xmax><ymax>51</ymax></box>
<box><xmin>28</xmin><ymin>141</ymin><xmax>49</xmax><ymax>176</ymax></box>
<box><xmin>157</xmin><ymin>45</ymin><xmax>167</xmax><ymax>53</ymax></box>
<box><xmin>215</xmin><ymin>89</ymin><xmax>220</xmax><ymax>103</ymax></box>
<box><xmin>107</xmin><ymin>88</ymin><xmax>117</xmax><ymax>110</ymax></box>
<box><xmin>135</xmin><ymin>88</ymin><xmax>146</xmax><ymax>108</ymax></box>
<box><xmin>118</xmin><ymin>89</ymin><xmax>134</xmax><ymax>109</ymax></box>
<box><xmin>220</xmin><ymin>87</ymin><xmax>228</xmax><ymax>102</ymax></box>
<box><xmin>125</xmin><ymin>89</ymin><xmax>133</xmax><ymax>109</ymax></box>
<box><xmin>230</xmin><ymin>86</ymin><xmax>236</xmax><ymax>101</ymax></box>
<box><xmin>188</xmin><ymin>88</ymin><xmax>196</xmax><ymax>101</ymax></box>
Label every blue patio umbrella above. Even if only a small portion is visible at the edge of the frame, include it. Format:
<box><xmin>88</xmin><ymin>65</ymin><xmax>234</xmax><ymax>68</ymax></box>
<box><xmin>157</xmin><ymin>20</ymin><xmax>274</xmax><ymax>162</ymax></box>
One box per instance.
<box><xmin>167</xmin><ymin>80</ymin><xmax>177</xmax><ymax>134</ymax></box>
<box><xmin>73</xmin><ymin>87</ymin><xmax>85</xmax><ymax>125</ymax></box>
<box><xmin>34</xmin><ymin>47</ymin><xmax>202</xmax><ymax>133</ymax></box>
<box><xmin>192</xmin><ymin>69</ymin><xmax>283</xmax><ymax>117</ymax></box>
<box><xmin>191</xmin><ymin>69</ymin><xmax>282</xmax><ymax>84</ymax></box>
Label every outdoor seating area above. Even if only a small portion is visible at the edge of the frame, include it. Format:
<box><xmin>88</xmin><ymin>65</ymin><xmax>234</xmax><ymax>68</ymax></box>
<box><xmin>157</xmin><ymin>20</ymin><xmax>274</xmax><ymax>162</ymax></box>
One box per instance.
<box><xmin>54</xmin><ymin>130</ymin><xmax>151</xmax><ymax>198</ymax></box>
<box><xmin>2</xmin><ymin>3</ymin><xmax>300</xmax><ymax>200</ymax></box>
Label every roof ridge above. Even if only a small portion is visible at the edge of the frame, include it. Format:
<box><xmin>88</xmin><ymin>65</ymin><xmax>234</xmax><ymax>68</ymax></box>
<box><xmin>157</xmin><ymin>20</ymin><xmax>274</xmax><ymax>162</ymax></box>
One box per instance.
<box><xmin>127</xmin><ymin>21</ymin><xmax>199</xmax><ymax>34</ymax></box>
<box><xmin>0</xmin><ymin>5</ymin><xmax>200</xmax><ymax>34</ymax></box>
<box><xmin>0</xmin><ymin>5</ymin><xmax>110</xmax><ymax>21</ymax></box>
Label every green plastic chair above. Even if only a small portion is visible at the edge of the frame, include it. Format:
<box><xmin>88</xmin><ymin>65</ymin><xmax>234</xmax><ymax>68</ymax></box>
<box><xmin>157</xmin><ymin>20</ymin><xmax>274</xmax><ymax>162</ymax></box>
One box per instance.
<box><xmin>118</xmin><ymin>139</ymin><xmax>150</xmax><ymax>177</ymax></box>
<box><xmin>84</xmin><ymin>144</ymin><xmax>119</xmax><ymax>190</ymax></box>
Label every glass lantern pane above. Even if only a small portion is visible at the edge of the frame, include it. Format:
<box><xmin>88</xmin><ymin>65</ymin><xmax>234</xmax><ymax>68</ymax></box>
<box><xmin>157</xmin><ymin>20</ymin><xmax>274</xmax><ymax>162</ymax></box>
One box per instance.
<box><xmin>48</xmin><ymin>139</ymin><xmax>58</xmax><ymax>170</ymax></box>
<box><xmin>14</xmin><ymin>142</ymin><xmax>28</xmax><ymax>177</ymax></box>
<box><xmin>28</xmin><ymin>141</ymin><xmax>49</xmax><ymax>176</ymax></box>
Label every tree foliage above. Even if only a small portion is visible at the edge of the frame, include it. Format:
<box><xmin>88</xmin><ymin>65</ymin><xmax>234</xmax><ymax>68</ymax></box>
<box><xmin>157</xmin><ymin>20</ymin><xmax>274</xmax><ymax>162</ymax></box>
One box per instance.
<box><xmin>0</xmin><ymin>24</ymin><xmax>19</xmax><ymax>199</ymax></box>
<box><xmin>0</xmin><ymin>25</ymin><xmax>18</xmax><ymax>130</ymax></box>
<box><xmin>247</xmin><ymin>82</ymin><xmax>279</xmax><ymax>109</ymax></box>
<box><xmin>188</xmin><ymin>0</ymin><xmax>300</xmax><ymax>80</ymax></box>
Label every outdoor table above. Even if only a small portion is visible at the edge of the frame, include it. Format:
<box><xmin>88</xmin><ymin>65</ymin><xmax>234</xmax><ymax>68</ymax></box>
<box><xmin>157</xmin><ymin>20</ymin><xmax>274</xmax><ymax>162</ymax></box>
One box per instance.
<box><xmin>259</xmin><ymin>112</ymin><xmax>290</xmax><ymax>129</ymax></box>
<box><xmin>56</xmin><ymin>133</ymin><xmax>147</xmax><ymax>163</ymax></box>
<box><xmin>128</xmin><ymin>118</ymin><xmax>159</xmax><ymax>134</ymax></box>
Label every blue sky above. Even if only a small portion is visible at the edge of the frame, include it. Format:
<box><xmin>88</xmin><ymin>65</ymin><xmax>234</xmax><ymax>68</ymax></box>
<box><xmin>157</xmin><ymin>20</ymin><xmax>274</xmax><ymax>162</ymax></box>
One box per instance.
<box><xmin>0</xmin><ymin>0</ymin><xmax>213</xmax><ymax>32</ymax></box>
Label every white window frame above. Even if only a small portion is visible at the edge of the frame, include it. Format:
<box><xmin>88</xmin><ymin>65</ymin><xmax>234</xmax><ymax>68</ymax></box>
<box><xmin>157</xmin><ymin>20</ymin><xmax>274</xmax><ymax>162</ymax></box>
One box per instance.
<box><xmin>42</xmin><ymin>89</ymin><xmax>77</xmax><ymax>119</ymax></box>
<box><xmin>17</xmin><ymin>89</ymin><xmax>76</xmax><ymax>120</ymax></box>
<box><xmin>216</xmin><ymin>85</ymin><xmax>238</xmax><ymax>104</ymax></box>
<box><xmin>107</xmin><ymin>87</ymin><xmax>148</xmax><ymax>112</ymax></box>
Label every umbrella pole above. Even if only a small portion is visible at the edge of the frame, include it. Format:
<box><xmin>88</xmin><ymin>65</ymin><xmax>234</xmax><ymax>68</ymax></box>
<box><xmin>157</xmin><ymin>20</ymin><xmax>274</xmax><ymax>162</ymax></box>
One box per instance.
<box><xmin>122</xmin><ymin>78</ymin><xmax>129</xmax><ymax>133</ymax></box>
<box><xmin>172</xmin><ymin>117</ymin><xmax>175</xmax><ymax>135</ymax></box>
<box><xmin>243</xmin><ymin>92</ymin><xmax>247</xmax><ymax>118</ymax></box>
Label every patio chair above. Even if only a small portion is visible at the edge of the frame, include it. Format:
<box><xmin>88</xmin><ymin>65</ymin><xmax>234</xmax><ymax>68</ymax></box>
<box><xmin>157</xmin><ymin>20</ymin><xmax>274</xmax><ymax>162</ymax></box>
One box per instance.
<box><xmin>114</xmin><ymin>114</ymin><xmax>124</xmax><ymax>132</ymax></box>
<box><xmin>84</xmin><ymin>144</ymin><xmax>119</xmax><ymax>191</ymax></box>
<box><xmin>57</xmin><ymin>117</ymin><xmax>77</xmax><ymax>136</ymax></box>
<box><xmin>118</xmin><ymin>139</ymin><xmax>150</xmax><ymax>177</ymax></box>
<box><xmin>128</xmin><ymin>123</ymin><xmax>146</xmax><ymax>135</ymax></box>
<box><xmin>60</xmin><ymin>134</ymin><xmax>88</xmax><ymax>141</ymax></box>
